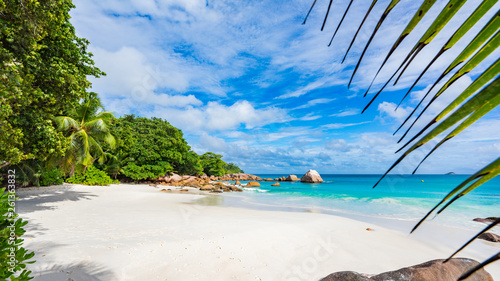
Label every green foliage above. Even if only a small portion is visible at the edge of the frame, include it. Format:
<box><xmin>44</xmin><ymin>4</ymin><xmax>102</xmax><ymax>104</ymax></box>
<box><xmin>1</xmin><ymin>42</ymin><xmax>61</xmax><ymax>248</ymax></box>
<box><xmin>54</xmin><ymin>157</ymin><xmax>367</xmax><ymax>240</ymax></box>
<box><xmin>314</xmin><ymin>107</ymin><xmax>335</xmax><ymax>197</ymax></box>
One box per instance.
<box><xmin>39</xmin><ymin>169</ymin><xmax>63</xmax><ymax>187</ymax></box>
<box><xmin>224</xmin><ymin>163</ymin><xmax>244</xmax><ymax>174</ymax></box>
<box><xmin>122</xmin><ymin>162</ymin><xmax>173</xmax><ymax>181</ymax></box>
<box><xmin>178</xmin><ymin>151</ymin><xmax>204</xmax><ymax>176</ymax></box>
<box><xmin>53</xmin><ymin>93</ymin><xmax>116</xmax><ymax>176</ymax></box>
<box><xmin>0</xmin><ymin>188</ymin><xmax>35</xmax><ymax>280</ymax></box>
<box><xmin>0</xmin><ymin>0</ymin><xmax>104</xmax><ymax>167</ymax></box>
<box><xmin>66</xmin><ymin>166</ymin><xmax>118</xmax><ymax>186</ymax></box>
<box><xmin>112</xmin><ymin>115</ymin><xmax>192</xmax><ymax>180</ymax></box>
<box><xmin>200</xmin><ymin>152</ymin><xmax>226</xmax><ymax>176</ymax></box>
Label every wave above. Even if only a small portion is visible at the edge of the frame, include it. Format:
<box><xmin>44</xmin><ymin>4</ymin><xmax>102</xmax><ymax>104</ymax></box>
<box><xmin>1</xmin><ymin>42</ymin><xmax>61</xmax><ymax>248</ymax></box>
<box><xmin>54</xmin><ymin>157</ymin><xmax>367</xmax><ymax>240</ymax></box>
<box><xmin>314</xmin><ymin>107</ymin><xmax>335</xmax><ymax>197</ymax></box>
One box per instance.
<box><xmin>243</xmin><ymin>187</ymin><xmax>269</xmax><ymax>193</ymax></box>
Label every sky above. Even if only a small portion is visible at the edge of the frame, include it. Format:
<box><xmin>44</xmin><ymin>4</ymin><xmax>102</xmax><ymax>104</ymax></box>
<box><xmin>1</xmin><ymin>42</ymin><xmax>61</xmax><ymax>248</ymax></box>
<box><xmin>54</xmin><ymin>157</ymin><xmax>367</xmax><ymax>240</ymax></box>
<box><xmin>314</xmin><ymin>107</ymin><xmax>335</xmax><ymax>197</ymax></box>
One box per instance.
<box><xmin>69</xmin><ymin>0</ymin><xmax>500</xmax><ymax>174</ymax></box>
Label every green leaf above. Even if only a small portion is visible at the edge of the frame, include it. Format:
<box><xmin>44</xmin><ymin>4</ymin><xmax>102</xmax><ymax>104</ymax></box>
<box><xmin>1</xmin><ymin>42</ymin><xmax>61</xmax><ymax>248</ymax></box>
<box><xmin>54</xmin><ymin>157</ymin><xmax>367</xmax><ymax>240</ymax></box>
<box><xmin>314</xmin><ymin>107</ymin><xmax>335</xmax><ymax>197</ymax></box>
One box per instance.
<box><xmin>348</xmin><ymin>0</ymin><xmax>400</xmax><ymax>88</ymax></box>
<box><xmin>373</xmin><ymin>77</ymin><xmax>500</xmax><ymax>188</ymax></box>
<box><xmin>410</xmin><ymin>157</ymin><xmax>500</xmax><ymax>233</ymax></box>
<box><xmin>393</xmin><ymin>0</ymin><xmax>468</xmax><ymax>85</ymax></box>
<box><xmin>363</xmin><ymin>0</ymin><xmax>437</xmax><ymax>94</ymax></box>
<box><xmin>328</xmin><ymin>0</ymin><xmax>354</xmax><ymax>46</ymax></box>
<box><xmin>394</xmin><ymin>0</ymin><xmax>498</xmax><ymax>109</ymax></box>
<box><xmin>458</xmin><ymin>252</ymin><xmax>500</xmax><ymax>281</ymax></box>
<box><xmin>444</xmin><ymin>218</ymin><xmax>500</xmax><ymax>262</ymax></box>
<box><xmin>398</xmin><ymin>57</ymin><xmax>500</xmax><ymax>143</ymax></box>
<box><xmin>342</xmin><ymin>0</ymin><xmax>378</xmax><ymax>64</ymax></box>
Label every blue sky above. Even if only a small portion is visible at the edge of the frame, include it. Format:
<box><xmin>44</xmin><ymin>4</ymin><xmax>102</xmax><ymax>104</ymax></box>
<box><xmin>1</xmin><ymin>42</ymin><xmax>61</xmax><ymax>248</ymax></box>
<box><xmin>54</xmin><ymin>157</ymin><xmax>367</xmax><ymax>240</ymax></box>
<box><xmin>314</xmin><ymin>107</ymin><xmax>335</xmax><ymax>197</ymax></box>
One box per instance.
<box><xmin>70</xmin><ymin>0</ymin><xmax>500</xmax><ymax>174</ymax></box>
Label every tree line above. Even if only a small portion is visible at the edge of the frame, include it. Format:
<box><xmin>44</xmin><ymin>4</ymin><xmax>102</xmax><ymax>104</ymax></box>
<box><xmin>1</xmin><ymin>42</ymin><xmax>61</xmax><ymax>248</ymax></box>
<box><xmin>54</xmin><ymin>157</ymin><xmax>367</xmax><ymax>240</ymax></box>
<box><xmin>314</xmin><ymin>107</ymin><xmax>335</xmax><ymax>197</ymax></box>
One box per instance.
<box><xmin>0</xmin><ymin>0</ymin><xmax>242</xmax><ymax>187</ymax></box>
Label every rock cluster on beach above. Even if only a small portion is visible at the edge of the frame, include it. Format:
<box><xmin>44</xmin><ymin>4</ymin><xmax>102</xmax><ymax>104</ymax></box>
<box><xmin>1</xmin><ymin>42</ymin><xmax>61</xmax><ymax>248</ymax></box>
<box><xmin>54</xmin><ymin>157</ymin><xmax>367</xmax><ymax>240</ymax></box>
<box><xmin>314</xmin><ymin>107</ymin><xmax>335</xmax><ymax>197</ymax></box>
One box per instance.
<box><xmin>152</xmin><ymin>170</ymin><xmax>324</xmax><ymax>193</ymax></box>
<box><xmin>320</xmin><ymin>258</ymin><xmax>493</xmax><ymax>281</ymax></box>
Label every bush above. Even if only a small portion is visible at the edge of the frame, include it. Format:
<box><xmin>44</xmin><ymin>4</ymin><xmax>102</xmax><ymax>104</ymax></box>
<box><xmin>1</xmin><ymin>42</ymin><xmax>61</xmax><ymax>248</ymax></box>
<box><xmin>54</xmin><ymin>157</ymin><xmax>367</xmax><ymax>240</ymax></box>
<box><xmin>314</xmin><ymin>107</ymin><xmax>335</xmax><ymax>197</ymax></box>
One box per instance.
<box><xmin>0</xmin><ymin>187</ymin><xmax>35</xmax><ymax>280</ymax></box>
<box><xmin>66</xmin><ymin>166</ymin><xmax>119</xmax><ymax>186</ymax></box>
<box><xmin>122</xmin><ymin>162</ymin><xmax>173</xmax><ymax>181</ymax></box>
<box><xmin>39</xmin><ymin>169</ymin><xmax>63</xmax><ymax>186</ymax></box>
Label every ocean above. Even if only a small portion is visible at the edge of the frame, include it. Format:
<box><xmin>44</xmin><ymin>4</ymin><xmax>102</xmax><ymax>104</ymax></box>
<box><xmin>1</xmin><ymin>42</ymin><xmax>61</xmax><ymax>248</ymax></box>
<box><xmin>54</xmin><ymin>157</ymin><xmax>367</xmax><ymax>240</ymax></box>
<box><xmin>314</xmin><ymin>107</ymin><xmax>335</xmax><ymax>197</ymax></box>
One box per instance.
<box><xmin>216</xmin><ymin>174</ymin><xmax>499</xmax><ymax>231</ymax></box>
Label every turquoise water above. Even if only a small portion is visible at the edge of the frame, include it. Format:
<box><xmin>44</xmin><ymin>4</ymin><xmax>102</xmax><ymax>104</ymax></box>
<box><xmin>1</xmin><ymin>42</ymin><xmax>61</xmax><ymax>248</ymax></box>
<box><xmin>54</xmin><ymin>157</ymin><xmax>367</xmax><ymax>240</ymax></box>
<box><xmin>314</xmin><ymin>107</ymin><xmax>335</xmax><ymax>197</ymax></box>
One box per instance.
<box><xmin>227</xmin><ymin>174</ymin><xmax>499</xmax><ymax>229</ymax></box>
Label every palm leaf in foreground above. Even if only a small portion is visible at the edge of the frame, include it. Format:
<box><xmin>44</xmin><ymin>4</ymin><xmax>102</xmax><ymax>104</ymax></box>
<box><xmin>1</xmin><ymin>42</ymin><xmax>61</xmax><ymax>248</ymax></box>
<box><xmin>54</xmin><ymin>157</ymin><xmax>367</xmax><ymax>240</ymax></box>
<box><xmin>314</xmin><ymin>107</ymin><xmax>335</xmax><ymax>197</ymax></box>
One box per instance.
<box><xmin>396</xmin><ymin>57</ymin><xmax>500</xmax><ymax>142</ymax></box>
<box><xmin>395</xmin><ymin>0</ymin><xmax>498</xmax><ymax>109</ymax></box>
<box><xmin>444</xmin><ymin>218</ymin><xmax>500</xmax><ymax>263</ymax></box>
<box><xmin>328</xmin><ymin>0</ymin><xmax>354</xmax><ymax>46</ymax></box>
<box><xmin>342</xmin><ymin>0</ymin><xmax>378</xmax><ymax>65</ymax></box>
<box><xmin>363</xmin><ymin>0</ymin><xmax>437</xmax><ymax>95</ymax></box>
<box><xmin>395</xmin><ymin>30</ymin><xmax>500</xmax><ymax>142</ymax></box>
<box><xmin>373</xmin><ymin>77</ymin><xmax>500</xmax><ymax>188</ymax></box>
<box><xmin>410</xmin><ymin>157</ymin><xmax>500</xmax><ymax>233</ymax></box>
<box><xmin>348</xmin><ymin>0</ymin><xmax>400</xmax><ymax>88</ymax></box>
<box><xmin>458</xmin><ymin>252</ymin><xmax>500</xmax><ymax>280</ymax></box>
<box><xmin>392</xmin><ymin>0</ymin><xmax>468</xmax><ymax>86</ymax></box>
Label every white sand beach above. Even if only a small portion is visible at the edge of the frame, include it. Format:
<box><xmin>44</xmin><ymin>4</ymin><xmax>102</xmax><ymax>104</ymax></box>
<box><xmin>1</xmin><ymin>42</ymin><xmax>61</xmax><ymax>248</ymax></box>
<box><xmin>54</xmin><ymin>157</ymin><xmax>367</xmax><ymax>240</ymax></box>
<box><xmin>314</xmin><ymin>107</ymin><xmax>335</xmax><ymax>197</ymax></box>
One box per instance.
<box><xmin>16</xmin><ymin>184</ymin><xmax>500</xmax><ymax>281</ymax></box>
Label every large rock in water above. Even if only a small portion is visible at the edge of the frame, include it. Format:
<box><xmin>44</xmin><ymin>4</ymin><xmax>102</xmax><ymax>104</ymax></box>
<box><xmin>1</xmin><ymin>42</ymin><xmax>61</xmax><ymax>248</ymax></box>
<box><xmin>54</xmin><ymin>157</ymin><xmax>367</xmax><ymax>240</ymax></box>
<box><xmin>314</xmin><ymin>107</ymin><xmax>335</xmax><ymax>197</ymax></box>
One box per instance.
<box><xmin>300</xmin><ymin>169</ymin><xmax>323</xmax><ymax>183</ymax></box>
<box><xmin>246</xmin><ymin>181</ymin><xmax>260</xmax><ymax>187</ymax></box>
<box><xmin>320</xmin><ymin>258</ymin><xmax>493</xmax><ymax>281</ymax></box>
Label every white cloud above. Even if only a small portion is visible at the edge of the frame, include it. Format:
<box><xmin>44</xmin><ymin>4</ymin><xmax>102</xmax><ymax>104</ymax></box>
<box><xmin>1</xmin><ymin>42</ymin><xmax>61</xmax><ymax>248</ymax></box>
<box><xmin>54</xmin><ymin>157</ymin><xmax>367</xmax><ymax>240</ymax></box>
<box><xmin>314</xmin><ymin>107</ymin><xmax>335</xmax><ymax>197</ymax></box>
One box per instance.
<box><xmin>322</xmin><ymin>121</ymin><xmax>371</xmax><ymax>129</ymax></box>
<box><xmin>145</xmin><ymin>100</ymin><xmax>288</xmax><ymax>133</ymax></box>
<box><xmin>330</xmin><ymin>108</ymin><xmax>360</xmax><ymax>117</ymax></box>
<box><xmin>298</xmin><ymin>113</ymin><xmax>322</xmax><ymax>121</ymax></box>
<box><xmin>377</xmin><ymin>102</ymin><xmax>412</xmax><ymax>122</ymax></box>
<box><xmin>293</xmin><ymin>98</ymin><xmax>336</xmax><ymax>109</ymax></box>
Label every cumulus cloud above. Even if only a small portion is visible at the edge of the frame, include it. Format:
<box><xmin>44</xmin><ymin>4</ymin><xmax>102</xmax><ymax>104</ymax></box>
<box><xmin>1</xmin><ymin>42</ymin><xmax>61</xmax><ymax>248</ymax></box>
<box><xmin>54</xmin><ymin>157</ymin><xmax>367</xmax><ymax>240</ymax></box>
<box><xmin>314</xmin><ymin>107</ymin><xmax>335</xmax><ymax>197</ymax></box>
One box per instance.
<box><xmin>377</xmin><ymin>102</ymin><xmax>413</xmax><ymax>122</ymax></box>
<box><xmin>145</xmin><ymin>100</ymin><xmax>288</xmax><ymax>132</ymax></box>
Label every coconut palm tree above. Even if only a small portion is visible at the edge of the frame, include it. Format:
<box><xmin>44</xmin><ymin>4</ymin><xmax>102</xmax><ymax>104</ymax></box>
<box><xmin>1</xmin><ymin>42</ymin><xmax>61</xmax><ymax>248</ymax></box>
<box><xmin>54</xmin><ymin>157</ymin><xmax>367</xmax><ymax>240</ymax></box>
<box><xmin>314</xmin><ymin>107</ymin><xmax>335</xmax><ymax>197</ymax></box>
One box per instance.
<box><xmin>303</xmin><ymin>0</ymin><xmax>499</xmax><ymax>278</ymax></box>
<box><xmin>53</xmin><ymin>93</ymin><xmax>116</xmax><ymax>176</ymax></box>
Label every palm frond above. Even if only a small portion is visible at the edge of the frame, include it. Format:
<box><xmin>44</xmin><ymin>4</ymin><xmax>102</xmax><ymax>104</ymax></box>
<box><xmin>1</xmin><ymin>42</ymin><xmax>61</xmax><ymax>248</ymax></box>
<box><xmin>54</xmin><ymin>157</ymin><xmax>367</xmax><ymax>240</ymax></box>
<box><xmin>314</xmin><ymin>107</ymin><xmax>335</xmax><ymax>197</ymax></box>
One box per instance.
<box><xmin>458</xmin><ymin>252</ymin><xmax>500</xmax><ymax>281</ymax></box>
<box><xmin>392</xmin><ymin>0</ymin><xmax>468</xmax><ymax>86</ymax></box>
<box><xmin>396</xmin><ymin>57</ymin><xmax>500</xmax><ymax>142</ymax></box>
<box><xmin>327</xmin><ymin>0</ymin><xmax>354</xmax><ymax>46</ymax></box>
<box><xmin>394</xmin><ymin>30</ymin><xmax>500</xmax><ymax>137</ymax></box>
<box><xmin>343</xmin><ymin>0</ymin><xmax>378</xmax><ymax>65</ymax></box>
<box><xmin>364</xmin><ymin>0</ymin><xmax>437</xmax><ymax>95</ymax></box>
<box><xmin>53</xmin><ymin>116</ymin><xmax>79</xmax><ymax>132</ymax></box>
<box><xmin>394</xmin><ymin>0</ymin><xmax>497</xmax><ymax>108</ymax></box>
<box><xmin>348</xmin><ymin>0</ymin><xmax>400</xmax><ymax>88</ymax></box>
<box><xmin>373</xmin><ymin>76</ymin><xmax>499</xmax><ymax>188</ymax></box>
<box><xmin>444</xmin><ymin>218</ymin><xmax>500</xmax><ymax>263</ymax></box>
<box><xmin>410</xmin><ymin>157</ymin><xmax>500</xmax><ymax>233</ymax></box>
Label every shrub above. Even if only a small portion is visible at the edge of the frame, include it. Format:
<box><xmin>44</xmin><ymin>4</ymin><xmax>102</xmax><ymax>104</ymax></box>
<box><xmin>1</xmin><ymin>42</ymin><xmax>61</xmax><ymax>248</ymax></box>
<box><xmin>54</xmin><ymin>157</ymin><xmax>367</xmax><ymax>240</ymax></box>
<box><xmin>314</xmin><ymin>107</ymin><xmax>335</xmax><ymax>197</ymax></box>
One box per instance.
<box><xmin>0</xmin><ymin>187</ymin><xmax>35</xmax><ymax>280</ymax></box>
<box><xmin>39</xmin><ymin>169</ymin><xmax>63</xmax><ymax>186</ymax></box>
<box><xmin>122</xmin><ymin>162</ymin><xmax>173</xmax><ymax>181</ymax></box>
<box><xmin>66</xmin><ymin>166</ymin><xmax>119</xmax><ymax>186</ymax></box>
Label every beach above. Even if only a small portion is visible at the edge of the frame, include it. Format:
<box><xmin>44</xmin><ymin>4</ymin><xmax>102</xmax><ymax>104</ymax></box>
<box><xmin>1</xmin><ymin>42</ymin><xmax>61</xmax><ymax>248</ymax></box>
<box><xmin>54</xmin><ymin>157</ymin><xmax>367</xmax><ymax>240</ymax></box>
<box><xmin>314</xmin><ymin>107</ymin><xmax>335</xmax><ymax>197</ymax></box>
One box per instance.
<box><xmin>17</xmin><ymin>183</ymin><xmax>500</xmax><ymax>281</ymax></box>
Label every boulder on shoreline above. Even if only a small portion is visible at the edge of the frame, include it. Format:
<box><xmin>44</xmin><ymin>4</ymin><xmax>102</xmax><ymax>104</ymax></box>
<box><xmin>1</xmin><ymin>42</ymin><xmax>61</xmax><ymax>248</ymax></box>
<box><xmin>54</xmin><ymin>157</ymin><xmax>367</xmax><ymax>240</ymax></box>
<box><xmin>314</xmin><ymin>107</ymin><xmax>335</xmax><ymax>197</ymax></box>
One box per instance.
<box><xmin>285</xmin><ymin>175</ymin><xmax>299</xmax><ymax>181</ymax></box>
<box><xmin>478</xmin><ymin>232</ymin><xmax>500</xmax><ymax>243</ymax></box>
<box><xmin>300</xmin><ymin>170</ymin><xmax>323</xmax><ymax>183</ymax></box>
<box><xmin>320</xmin><ymin>258</ymin><xmax>493</xmax><ymax>281</ymax></box>
<box><xmin>271</xmin><ymin>183</ymin><xmax>280</xmax><ymax>187</ymax></box>
<box><xmin>473</xmin><ymin>217</ymin><xmax>498</xmax><ymax>224</ymax></box>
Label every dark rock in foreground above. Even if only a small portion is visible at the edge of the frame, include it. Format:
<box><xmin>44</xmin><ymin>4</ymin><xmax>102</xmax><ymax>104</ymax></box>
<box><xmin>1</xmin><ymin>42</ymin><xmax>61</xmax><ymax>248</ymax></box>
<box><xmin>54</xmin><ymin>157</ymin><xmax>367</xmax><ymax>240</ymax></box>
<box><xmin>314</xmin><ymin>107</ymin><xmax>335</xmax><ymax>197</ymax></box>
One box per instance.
<box><xmin>320</xmin><ymin>258</ymin><xmax>493</xmax><ymax>281</ymax></box>
<box><xmin>478</xmin><ymin>232</ymin><xmax>500</xmax><ymax>243</ymax></box>
<box><xmin>473</xmin><ymin>217</ymin><xmax>499</xmax><ymax>224</ymax></box>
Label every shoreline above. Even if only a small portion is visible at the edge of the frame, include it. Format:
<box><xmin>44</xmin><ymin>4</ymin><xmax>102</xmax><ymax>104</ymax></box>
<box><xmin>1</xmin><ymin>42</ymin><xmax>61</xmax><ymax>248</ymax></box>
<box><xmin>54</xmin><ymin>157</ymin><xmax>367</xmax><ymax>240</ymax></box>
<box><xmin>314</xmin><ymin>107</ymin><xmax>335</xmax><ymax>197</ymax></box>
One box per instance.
<box><xmin>16</xmin><ymin>183</ymin><xmax>500</xmax><ymax>280</ymax></box>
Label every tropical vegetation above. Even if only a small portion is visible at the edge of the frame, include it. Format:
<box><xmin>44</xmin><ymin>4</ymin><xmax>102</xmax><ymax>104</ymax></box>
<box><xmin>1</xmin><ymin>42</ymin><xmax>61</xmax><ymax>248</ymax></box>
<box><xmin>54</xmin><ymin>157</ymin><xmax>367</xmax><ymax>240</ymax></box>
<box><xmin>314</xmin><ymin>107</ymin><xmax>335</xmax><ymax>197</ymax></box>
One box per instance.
<box><xmin>304</xmin><ymin>0</ymin><xmax>499</xmax><ymax>278</ymax></box>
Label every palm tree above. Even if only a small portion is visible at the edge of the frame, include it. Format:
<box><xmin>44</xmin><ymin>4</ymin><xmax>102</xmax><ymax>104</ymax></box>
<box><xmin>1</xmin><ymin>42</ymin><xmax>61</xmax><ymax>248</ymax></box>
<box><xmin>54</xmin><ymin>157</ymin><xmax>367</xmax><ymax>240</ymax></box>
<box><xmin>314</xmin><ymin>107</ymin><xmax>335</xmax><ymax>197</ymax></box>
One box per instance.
<box><xmin>303</xmin><ymin>0</ymin><xmax>499</xmax><ymax>278</ymax></box>
<box><xmin>53</xmin><ymin>93</ymin><xmax>116</xmax><ymax>176</ymax></box>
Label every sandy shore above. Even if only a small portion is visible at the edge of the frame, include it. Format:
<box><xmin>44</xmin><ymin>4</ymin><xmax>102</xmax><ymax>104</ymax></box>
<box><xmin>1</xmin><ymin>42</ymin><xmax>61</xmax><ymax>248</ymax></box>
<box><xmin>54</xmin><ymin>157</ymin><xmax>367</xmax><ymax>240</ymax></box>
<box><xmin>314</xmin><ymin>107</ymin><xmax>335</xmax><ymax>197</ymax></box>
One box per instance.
<box><xmin>16</xmin><ymin>183</ymin><xmax>500</xmax><ymax>281</ymax></box>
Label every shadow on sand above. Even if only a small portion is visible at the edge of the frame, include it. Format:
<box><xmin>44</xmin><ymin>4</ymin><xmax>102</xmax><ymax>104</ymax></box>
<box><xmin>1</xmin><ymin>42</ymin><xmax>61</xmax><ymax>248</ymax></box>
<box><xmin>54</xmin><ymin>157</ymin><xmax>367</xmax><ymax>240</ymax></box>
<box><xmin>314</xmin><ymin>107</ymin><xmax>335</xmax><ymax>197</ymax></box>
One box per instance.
<box><xmin>30</xmin><ymin>261</ymin><xmax>117</xmax><ymax>281</ymax></box>
<box><xmin>15</xmin><ymin>186</ymin><xmax>97</xmax><ymax>214</ymax></box>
